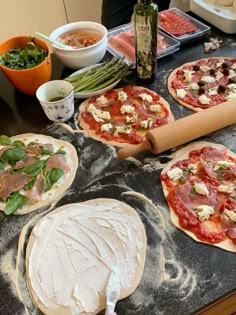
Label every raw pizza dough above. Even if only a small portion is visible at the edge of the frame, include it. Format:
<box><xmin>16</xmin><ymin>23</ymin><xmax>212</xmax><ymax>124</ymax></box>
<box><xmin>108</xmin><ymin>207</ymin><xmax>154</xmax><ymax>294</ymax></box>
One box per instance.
<box><xmin>77</xmin><ymin>85</ymin><xmax>174</xmax><ymax>147</ymax></box>
<box><xmin>25</xmin><ymin>198</ymin><xmax>147</xmax><ymax>315</ymax></box>
<box><xmin>0</xmin><ymin>133</ymin><xmax>78</xmax><ymax>215</ymax></box>
<box><xmin>161</xmin><ymin>141</ymin><xmax>236</xmax><ymax>253</ymax></box>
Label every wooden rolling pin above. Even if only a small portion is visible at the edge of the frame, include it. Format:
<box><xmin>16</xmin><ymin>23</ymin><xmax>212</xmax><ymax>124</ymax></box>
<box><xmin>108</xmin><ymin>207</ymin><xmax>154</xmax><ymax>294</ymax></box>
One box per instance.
<box><xmin>117</xmin><ymin>99</ymin><xmax>236</xmax><ymax>159</ymax></box>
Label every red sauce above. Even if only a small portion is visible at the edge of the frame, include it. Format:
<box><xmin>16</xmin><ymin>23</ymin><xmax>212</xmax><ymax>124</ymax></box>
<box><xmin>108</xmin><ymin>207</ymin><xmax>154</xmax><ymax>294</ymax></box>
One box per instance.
<box><xmin>58</xmin><ymin>29</ymin><xmax>102</xmax><ymax>48</ymax></box>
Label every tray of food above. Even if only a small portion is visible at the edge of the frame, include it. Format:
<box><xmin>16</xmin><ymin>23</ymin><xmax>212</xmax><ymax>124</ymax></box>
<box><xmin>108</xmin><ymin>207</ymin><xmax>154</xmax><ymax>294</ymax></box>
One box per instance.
<box><xmin>107</xmin><ymin>22</ymin><xmax>180</xmax><ymax>66</ymax></box>
<box><xmin>158</xmin><ymin>7</ymin><xmax>211</xmax><ymax>42</ymax></box>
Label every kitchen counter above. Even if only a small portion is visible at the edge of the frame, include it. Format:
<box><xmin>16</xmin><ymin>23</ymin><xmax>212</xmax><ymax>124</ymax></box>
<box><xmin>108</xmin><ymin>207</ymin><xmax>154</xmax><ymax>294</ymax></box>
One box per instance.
<box><xmin>0</xmin><ymin>17</ymin><xmax>236</xmax><ymax>315</ymax></box>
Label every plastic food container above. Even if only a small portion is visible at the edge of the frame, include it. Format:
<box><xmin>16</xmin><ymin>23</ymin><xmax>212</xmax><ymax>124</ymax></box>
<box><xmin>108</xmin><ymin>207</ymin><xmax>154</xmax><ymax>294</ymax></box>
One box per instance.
<box><xmin>190</xmin><ymin>0</ymin><xmax>236</xmax><ymax>34</ymax></box>
<box><xmin>107</xmin><ymin>22</ymin><xmax>180</xmax><ymax>67</ymax></box>
<box><xmin>158</xmin><ymin>7</ymin><xmax>211</xmax><ymax>43</ymax></box>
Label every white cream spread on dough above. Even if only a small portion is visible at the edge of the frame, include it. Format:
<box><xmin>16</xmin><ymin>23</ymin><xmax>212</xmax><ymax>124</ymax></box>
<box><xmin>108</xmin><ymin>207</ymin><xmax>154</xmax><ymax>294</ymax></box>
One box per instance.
<box><xmin>28</xmin><ymin>200</ymin><xmax>145</xmax><ymax>315</ymax></box>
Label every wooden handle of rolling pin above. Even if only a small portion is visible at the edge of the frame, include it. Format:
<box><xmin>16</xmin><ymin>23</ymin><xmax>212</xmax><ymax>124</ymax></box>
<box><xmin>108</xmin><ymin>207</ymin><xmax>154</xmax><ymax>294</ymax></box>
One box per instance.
<box><xmin>117</xmin><ymin>99</ymin><xmax>236</xmax><ymax>159</ymax></box>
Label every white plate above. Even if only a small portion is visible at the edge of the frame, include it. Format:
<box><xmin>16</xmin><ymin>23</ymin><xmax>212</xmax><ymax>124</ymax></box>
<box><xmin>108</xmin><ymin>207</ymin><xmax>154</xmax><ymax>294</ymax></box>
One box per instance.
<box><xmin>69</xmin><ymin>64</ymin><xmax>121</xmax><ymax>99</ymax></box>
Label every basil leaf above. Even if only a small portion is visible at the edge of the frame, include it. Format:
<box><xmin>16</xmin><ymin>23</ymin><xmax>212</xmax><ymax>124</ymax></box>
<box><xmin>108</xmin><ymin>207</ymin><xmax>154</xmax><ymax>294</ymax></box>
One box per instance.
<box><xmin>0</xmin><ymin>161</ymin><xmax>5</xmax><ymax>170</ymax></box>
<box><xmin>19</xmin><ymin>160</ymin><xmax>45</xmax><ymax>176</ymax></box>
<box><xmin>40</xmin><ymin>147</ymin><xmax>53</xmax><ymax>155</ymax></box>
<box><xmin>1</xmin><ymin>147</ymin><xmax>26</xmax><ymax>162</ymax></box>
<box><xmin>56</xmin><ymin>149</ymin><xmax>66</xmax><ymax>155</ymax></box>
<box><xmin>44</xmin><ymin>168</ymin><xmax>64</xmax><ymax>192</ymax></box>
<box><xmin>24</xmin><ymin>178</ymin><xmax>35</xmax><ymax>191</ymax></box>
<box><xmin>4</xmin><ymin>192</ymin><xmax>28</xmax><ymax>215</ymax></box>
<box><xmin>12</xmin><ymin>140</ymin><xmax>25</xmax><ymax>147</ymax></box>
<box><xmin>0</xmin><ymin>135</ymin><xmax>12</xmax><ymax>146</ymax></box>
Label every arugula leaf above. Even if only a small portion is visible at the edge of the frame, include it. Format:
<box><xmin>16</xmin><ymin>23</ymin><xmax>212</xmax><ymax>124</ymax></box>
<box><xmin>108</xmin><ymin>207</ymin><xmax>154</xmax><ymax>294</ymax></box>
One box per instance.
<box><xmin>0</xmin><ymin>161</ymin><xmax>5</xmax><ymax>170</ymax></box>
<box><xmin>0</xmin><ymin>38</ymin><xmax>47</xmax><ymax>70</ymax></box>
<box><xmin>19</xmin><ymin>160</ymin><xmax>46</xmax><ymax>176</ymax></box>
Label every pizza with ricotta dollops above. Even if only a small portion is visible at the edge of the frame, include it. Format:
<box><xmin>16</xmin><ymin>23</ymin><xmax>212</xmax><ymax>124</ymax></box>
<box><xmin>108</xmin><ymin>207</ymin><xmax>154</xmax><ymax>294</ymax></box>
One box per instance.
<box><xmin>160</xmin><ymin>141</ymin><xmax>236</xmax><ymax>252</ymax></box>
<box><xmin>0</xmin><ymin>133</ymin><xmax>78</xmax><ymax>215</ymax></box>
<box><xmin>76</xmin><ymin>85</ymin><xmax>174</xmax><ymax>147</ymax></box>
<box><xmin>25</xmin><ymin>198</ymin><xmax>147</xmax><ymax>315</ymax></box>
<box><xmin>167</xmin><ymin>57</ymin><xmax>236</xmax><ymax>112</ymax></box>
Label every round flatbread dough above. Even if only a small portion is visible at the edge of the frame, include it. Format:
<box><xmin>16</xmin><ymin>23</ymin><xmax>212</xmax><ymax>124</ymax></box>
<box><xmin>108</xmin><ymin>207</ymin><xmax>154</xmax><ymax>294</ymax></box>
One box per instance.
<box><xmin>0</xmin><ymin>133</ymin><xmax>78</xmax><ymax>215</ymax></box>
<box><xmin>161</xmin><ymin>141</ymin><xmax>236</xmax><ymax>253</ymax></box>
<box><xmin>25</xmin><ymin>198</ymin><xmax>147</xmax><ymax>315</ymax></box>
<box><xmin>167</xmin><ymin>57</ymin><xmax>236</xmax><ymax>112</ymax></box>
<box><xmin>77</xmin><ymin>85</ymin><xmax>174</xmax><ymax>147</ymax></box>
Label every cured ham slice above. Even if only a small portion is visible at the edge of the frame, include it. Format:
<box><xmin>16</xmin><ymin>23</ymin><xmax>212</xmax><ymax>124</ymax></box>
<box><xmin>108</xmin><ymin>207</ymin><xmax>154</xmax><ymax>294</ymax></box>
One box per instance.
<box><xmin>46</xmin><ymin>154</ymin><xmax>70</xmax><ymax>173</ymax></box>
<box><xmin>159</xmin><ymin>10</ymin><xmax>197</xmax><ymax>36</ymax></box>
<box><xmin>0</xmin><ymin>173</ymin><xmax>33</xmax><ymax>201</ymax></box>
<box><xmin>14</xmin><ymin>156</ymin><xmax>39</xmax><ymax>170</ymax></box>
<box><xmin>108</xmin><ymin>28</ymin><xmax>168</xmax><ymax>63</ymax></box>
<box><xmin>25</xmin><ymin>173</ymin><xmax>44</xmax><ymax>200</ymax></box>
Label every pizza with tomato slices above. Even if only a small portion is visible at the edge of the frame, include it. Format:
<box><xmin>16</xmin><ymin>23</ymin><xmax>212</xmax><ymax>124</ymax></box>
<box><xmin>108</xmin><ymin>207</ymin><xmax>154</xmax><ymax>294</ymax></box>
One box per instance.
<box><xmin>160</xmin><ymin>141</ymin><xmax>236</xmax><ymax>252</ymax></box>
<box><xmin>0</xmin><ymin>133</ymin><xmax>78</xmax><ymax>215</ymax></box>
<box><xmin>167</xmin><ymin>57</ymin><xmax>236</xmax><ymax>112</ymax></box>
<box><xmin>77</xmin><ymin>85</ymin><xmax>174</xmax><ymax>147</ymax></box>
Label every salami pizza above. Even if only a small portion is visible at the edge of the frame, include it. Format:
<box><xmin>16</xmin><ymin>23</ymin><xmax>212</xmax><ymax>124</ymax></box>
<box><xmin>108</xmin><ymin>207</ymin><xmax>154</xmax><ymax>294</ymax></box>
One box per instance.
<box><xmin>160</xmin><ymin>141</ymin><xmax>236</xmax><ymax>252</ymax></box>
<box><xmin>168</xmin><ymin>57</ymin><xmax>236</xmax><ymax>112</ymax></box>
<box><xmin>77</xmin><ymin>85</ymin><xmax>174</xmax><ymax>147</ymax></box>
<box><xmin>0</xmin><ymin>133</ymin><xmax>78</xmax><ymax>215</ymax></box>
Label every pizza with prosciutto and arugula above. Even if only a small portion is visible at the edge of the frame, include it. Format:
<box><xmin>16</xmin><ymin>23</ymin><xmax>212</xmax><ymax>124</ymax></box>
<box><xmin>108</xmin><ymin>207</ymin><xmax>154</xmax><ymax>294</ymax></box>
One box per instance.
<box><xmin>160</xmin><ymin>141</ymin><xmax>236</xmax><ymax>252</ymax></box>
<box><xmin>167</xmin><ymin>57</ymin><xmax>236</xmax><ymax>112</ymax></box>
<box><xmin>0</xmin><ymin>133</ymin><xmax>78</xmax><ymax>215</ymax></box>
<box><xmin>77</xmin><ymin>85</ymin><xmax>174</xmax><ymax>147</ymax></box>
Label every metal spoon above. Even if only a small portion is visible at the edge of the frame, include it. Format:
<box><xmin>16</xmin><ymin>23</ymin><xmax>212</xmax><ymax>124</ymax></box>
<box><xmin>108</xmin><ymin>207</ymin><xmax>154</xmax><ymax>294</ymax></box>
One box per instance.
<box><xmin>35</xmin><ymin>32</ymin><xmax>74</xmax><ymax>50</ymax></box>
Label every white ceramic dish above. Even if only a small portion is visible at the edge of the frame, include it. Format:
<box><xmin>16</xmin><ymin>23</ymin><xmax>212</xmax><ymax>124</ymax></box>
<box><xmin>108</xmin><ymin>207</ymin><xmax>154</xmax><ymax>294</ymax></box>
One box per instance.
<box><xmin>159</xmin><ymin>7</ymin><xmax>211</xmax><ymax>42</ymax></box>
<box><xmin>190</xmin><ymin>0</ymin><xmax>236</xmax><ymax>34</ymax></box>
<box><xmin>49</xmin><ymin>21</ymin><xmax>108</xmax><ymax>69</ymax></box>
<box><xmin>69</xmin><ymin>64</ymin><xmax>121</xmax><ymax>99</ymax></box>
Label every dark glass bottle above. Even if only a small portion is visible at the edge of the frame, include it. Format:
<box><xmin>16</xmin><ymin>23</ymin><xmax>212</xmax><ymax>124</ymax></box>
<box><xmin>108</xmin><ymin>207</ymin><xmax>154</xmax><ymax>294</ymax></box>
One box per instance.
<box><xmin>134</xmin><ymin>0</ymin><xmax>158</xmax><ymax>83</ymax></box>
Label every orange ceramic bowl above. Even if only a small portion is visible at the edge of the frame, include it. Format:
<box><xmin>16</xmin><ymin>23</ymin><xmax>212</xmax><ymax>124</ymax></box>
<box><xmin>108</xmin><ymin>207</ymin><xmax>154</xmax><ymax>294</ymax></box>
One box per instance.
<box><xmin>0</xmin><ymin>36</ymin><xmax>52</xmax><ymax>95</ymax></box>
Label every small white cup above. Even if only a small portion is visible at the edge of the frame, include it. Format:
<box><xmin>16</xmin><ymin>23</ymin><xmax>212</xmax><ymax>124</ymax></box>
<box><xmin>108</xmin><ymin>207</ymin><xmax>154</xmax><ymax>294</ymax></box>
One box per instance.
<box><xmin>36</xmin><ymin>80</ymin><xmax>74</xmax><ymax>122</ymax></box>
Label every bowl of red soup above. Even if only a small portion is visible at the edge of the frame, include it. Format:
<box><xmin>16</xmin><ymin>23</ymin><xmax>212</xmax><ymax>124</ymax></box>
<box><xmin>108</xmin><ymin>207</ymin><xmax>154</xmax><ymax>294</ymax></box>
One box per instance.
<box><xmin>50</xmin><ymin>21</ymin><xmax>108</xmax><ymax>69</ymax></box>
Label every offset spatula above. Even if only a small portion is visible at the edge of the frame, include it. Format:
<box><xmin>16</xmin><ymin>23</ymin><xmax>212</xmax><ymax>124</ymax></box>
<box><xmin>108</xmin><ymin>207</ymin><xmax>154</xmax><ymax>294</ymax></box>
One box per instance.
<box><xmin>117</xmin><ymin>99</ymin><xmax>236</xmax><ymax>159</ymax></box>
<box><xmin>105</xmin><ymin>266</ymin><xmax>121</xmax><ymax>315</ymax></box>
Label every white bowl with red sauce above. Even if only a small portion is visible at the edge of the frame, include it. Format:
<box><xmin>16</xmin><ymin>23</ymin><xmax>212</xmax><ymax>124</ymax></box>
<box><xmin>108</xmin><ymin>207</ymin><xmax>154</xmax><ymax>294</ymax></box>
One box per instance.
<box><xmin>49</xmin><ymin>21</ymin><xmax>108</xmax><ymax>69</ymax></box>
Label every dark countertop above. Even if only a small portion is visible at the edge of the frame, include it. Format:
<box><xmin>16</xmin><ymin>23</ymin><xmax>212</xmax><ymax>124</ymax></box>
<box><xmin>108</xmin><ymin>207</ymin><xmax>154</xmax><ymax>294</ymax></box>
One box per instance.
<box><xmin>0</xmin><ymin>15</ymin><xmax>236</xmax><ymax>315</ymax></box>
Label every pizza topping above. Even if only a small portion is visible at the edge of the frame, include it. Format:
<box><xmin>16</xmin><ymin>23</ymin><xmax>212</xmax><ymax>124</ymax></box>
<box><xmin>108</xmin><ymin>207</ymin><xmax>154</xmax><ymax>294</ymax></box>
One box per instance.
<box><xmin>194</xmin><ymin>205</ymin><xmax>215</xmax><ymax>222</ymax></box>
<box><xmin>141</xmin><ymin>119</ymin><xmax>153</xmax><ymax>129</ymax></box>
<box><xmin>216</xmin><ymin>59</ymin><xmax>225</xmax><ymax>68</ymax></box>
<box><xmin>120</xmin><ymin>104</ymin><xmax>135</xmax><ymax>114</ymax></box>
<box><xmin>218</xmin><ymin>183</ymin><xmax>235</xmax><ymax>194</ymax></box>
<box><xmin>139</xmin><ymin>93</ymin><xmax>153</xmax><ymax>103</ymax></box>
<box><xmin>46</xmin><ymin>154</ymin><xmax>70</xmax><ymax>173</ymax></box>
<box><xmin>101</xmin><ymin>123</ymin><xmax>113</xmax><ymax>132</ymax></box>
<box><xmin>194</xmin><ymin>182</ymin><xmax>209</xmax><ymax>196</ymax></box>
<box><xmin>208</xmin><ymin>87</ymin><xmax>218</xmax><ymax>95</ymax></box>
<box><xmin>118</xmin><ymin>90</ymin><xmax>128</xmax><ymax>101</ymax></box>
<box><xmin>183</xmin><ymin>69</ymin><xmax>194</xmax><ymax>83</ymax></box>
<box><xmin>189</xmin><ymin>82</ymin><xmax>199</xmax><ymax>90</ymax></box>
<box><xmin>96</xmin><ymin>95</ymin><xmax>108</xmax><ymax>106</ymax></box>
<box><xmin>13</xmin><ymin>156</ymin><xmax>39</xmax><ymax>170</ymax></box>
<box><xmin>223</xmin><ymin>209</ymin><xmax>236</xmax><ymax>224</ymax></box>
<box><xmin>114</xmin><ymin>125</ymin><xmax>132</xmax><ymax>136</ymax></box>
<box><xmin>198</xmin><ymin>87</ymin><xmax>205</xmax><ymax>95</ymax></box>
<box><xmin>201</xmin><ymin>75</ymin><xmax>216</xmax><ymax>83</ymax></box>
<box><xmin>198</xmin><ymin>95</ymin><xmax>211</xmax><ymax>105</ymax></box>
<box><xmin>167</xmin><ymin>167</ymin><xmax>183</xmax><ymax>181</ymax></box>
<box><xmin>176</xmin><ymin>89</ymin><xmax>187</xmax><ymax>99</ymax></box>
<box><xmin>0</xmin><ymin>173</ymin><xmax>33</xmax><ymax>201</ymax></box>
<box><xmin>193</xmin><ymin>64</ymin><xmax>200</xmax><ymax>71</ymax></box>
<box><xmin>87</xmin><ymin>103</ymin><xmax>111</xmax><ymax>122</ymax></box>
<box><xmin>126</xmin><ymin>115</ymin><xmax>137</xmax><ymax>123</ymax></box>
<box><xmin>218</xmin><ymin>84</ymin><xmax>227</xmax><ymax>93</ymax></box>
<box><xmin>149</xmin><ymin>104</ymin><xmax>161</xmax><ymax>113</ymax></box>
<box><xmin>214</xmin><ymin>160</ymin><xmax>235</xmax><ymax>171</ymax></box>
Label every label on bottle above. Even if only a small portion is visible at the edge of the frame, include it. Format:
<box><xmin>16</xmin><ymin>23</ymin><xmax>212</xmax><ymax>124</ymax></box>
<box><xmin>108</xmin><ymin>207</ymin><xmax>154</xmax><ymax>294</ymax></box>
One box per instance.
<box><xmin>135</xmin><ymin>15</ymin><xmax>155</xmax><ymax>81</ymax></box>
<box><xmin>136</xmin><ymin>21</ymin><xmax>152</xmax><ymax>53</ymax></box>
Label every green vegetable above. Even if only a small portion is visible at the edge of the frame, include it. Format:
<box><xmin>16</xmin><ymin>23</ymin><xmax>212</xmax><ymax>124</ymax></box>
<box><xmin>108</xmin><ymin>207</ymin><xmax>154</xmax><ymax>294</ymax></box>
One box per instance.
<box><xmin>40</xmin><ymin>147</ymin><xmax>53</xmax><ymax>155</ymax></box>
<box><xmin>0</xmin><ymin>38</ymin><xmax>48</xmax><ymax>70</ymax></box>
<box><xmin>18</xmin><ymin>159</ymin><xmax>46</xmax><ymax>176</ymax></box>
<box><xmin>0</xmin><ymin>161</ymin><xmax>5</xmax><ymax>170</ymax></box>
<box><xmin>4</xmin><ymin>192</ymin><xmax>28</xmax><ymax>215</ymax></box>
<box><xmin>64</xmin><ymin>57</ymin><xmax>132</xmax><ymax>93</ymax></box>
<box><xmin>0</xmin><ymin>135</ymin><xmax>12</xmax><ymax>146</ymax></box>
<box><xmin>44</xmin><ymin>168</ymin><xmax>64</xmax><ymax>192</ymax></box>
<box><xmin>1</xmin><ymin>147</ymin><xmax>26</xmax><ymax>162</ymax></box>
<box><xmin>24</xmin><ymin>179</ymin><xmax>36</xmax><ymax>191</ymax></box>
<box><xmin>12</xmin><ymin>140</ymin><xmax>25</xmax><ymax>147</ymax></box>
